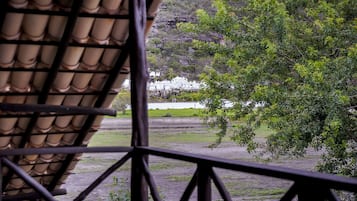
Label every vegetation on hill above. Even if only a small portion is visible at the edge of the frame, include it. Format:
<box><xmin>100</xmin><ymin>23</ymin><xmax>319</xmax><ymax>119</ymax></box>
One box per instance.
<box><xmin>146</xmin><ymin>0</ymin><xmax>213</xmax><ymax>80</ymax></box>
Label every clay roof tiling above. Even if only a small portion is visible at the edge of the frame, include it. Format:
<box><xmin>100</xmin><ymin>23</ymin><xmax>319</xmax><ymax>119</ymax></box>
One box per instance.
<box><xmin>0</xmin><ymin>0</ymin><xmax>161</xmax><ymax>198</ymax></box>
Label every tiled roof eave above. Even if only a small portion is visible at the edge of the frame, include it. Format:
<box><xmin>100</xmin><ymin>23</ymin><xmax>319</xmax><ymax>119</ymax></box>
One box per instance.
<box><xmin>0</xmin><ymin>0</ymin><xmax>162</xmax><ymax>198</ymax></box>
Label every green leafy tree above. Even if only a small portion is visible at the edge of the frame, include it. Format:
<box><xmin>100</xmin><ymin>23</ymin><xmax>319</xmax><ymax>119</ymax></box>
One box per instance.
<box><xmin>112</xmin><ymin>90</ymin><xmax>131</xmax><ymax>115</ymax></box>
<box><xmin>165</xmin><ymin>67</ymin><xmax>177</xmax><ymax>80</ymax></box>
<box><xmin>179</xmin><ymin>0</ymin><xmax>357</xmax><ymax>176</ymax></box>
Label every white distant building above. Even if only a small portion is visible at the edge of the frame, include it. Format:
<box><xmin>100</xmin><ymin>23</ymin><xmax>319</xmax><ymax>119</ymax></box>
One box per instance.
<box><xmin>149</xmin><ymin>71</ymin><xmax>161</xmax><ymax>78</ymax></box>
<box><xmin>148</xmin><ymin>76</ymin><xmax>201</xmax><ymax>92</ymax></box>
<box><xmin>122</xmin><ymin>75</ymin><xmax>202</xmax><ymax>93</ymax></box>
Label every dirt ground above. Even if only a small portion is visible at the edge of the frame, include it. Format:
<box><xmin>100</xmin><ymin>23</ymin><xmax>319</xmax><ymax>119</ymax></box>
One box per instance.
<box><xmin>56</xmin><ymin>118</ymin><xmax>322</xmax><ymax>201</ymax></box>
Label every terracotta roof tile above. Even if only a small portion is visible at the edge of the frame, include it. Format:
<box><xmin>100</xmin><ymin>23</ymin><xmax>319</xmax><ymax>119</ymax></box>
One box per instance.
<box><xmin>0</xmin><ymin>0</ymin><xmax>161</xmax><ymax>197</ymax></box>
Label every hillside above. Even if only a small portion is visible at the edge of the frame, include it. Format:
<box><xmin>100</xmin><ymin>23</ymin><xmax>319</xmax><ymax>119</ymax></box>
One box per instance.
<box><xmin>146</xmin><ymin>0</ymin><xmax>213</xmax><ymax>80</ymax></box>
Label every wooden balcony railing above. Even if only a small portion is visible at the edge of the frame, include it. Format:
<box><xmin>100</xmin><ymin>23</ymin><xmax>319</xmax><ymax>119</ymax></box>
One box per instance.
<box><xmin>1</xmin><ymin>145</ymin><xmax>357</xmax><ymax>201</ymax></box>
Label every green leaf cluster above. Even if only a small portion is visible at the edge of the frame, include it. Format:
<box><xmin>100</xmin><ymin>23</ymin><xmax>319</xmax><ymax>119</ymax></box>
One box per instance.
<box><xmin>182</xmin><ymin>0</ymin><xmax>357</xmax><ymax>176</ymax></box>
<box><xmin>112</xmin><ymin>90</ymin><xmax>131</xmax><ymax>115</ymax></box>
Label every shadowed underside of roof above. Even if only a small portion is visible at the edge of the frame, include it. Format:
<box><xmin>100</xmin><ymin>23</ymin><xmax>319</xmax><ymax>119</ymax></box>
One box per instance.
<box><xmin>0</xmin><ymin>0</ymin><xmax>161</xmax><ymax>198</ymax></box>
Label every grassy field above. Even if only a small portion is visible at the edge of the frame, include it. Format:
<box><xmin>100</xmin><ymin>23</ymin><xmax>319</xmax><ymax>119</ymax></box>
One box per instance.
<box><xmin>70</xmin><ymin>109</ymin><xmax>321</xmax><ymax>201</ymax></box>
<box><xmin>89</xmin><ymin>124</ymin><xmax>273</xmax><ymax>147</ymax></box>
<box><xmin>88</xmin><ymin>130</ymin><xmax>220</xmax><ymax>147</ymax></box>
<box><xmin>78</xmin><ymin>111</ymin><xmax>321</xmax><ymax>201</ymax></box>
<box><xmin>84</xmin><ymin>122</ymin><xmax>290</xmax><ymax>201</ymax></box>
<box><xmin>115</xmin><ymin>108</ymin><xmax>202</xmax><ymax>118</ymax></box>
<box><xmin>94</xmin><ymin>108</ymin><xmax>274</xmax><ymax>148</ymax></box>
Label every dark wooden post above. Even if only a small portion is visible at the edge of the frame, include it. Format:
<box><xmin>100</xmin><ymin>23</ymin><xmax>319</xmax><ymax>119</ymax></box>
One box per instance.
<box><xmin>197</xmin><ymin>163</ymin><xmax>212</xmax><ymax>201</ymax></box>
<box><xmin>129</xmin><ymin>0</ymin><xmax>149</xmax><ymax>201</ymax></box>
<box><xmin>296</xmin><ymin>183</ymin><xmax>330</xmax><ymax>201</ymax></box>
<box><xmin>0</xmin><ymin>157</ymin><xmax>2</xmax><ymax>201</ymax></box>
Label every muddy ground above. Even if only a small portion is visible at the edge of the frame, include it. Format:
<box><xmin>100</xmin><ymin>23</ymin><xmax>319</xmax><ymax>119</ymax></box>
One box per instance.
<box><xmin>57</xmin><ymin>118</ymin><xmax>321</xmax><ymax>201</ymax></box>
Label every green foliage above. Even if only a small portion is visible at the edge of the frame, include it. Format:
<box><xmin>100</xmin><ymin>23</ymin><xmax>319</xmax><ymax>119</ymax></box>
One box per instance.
<box><xmin>165</xmin><ymin>68</ymin><xmax>176</xmax><ymax>80</ymax></box>
<box><xmin>162</xmin><ymin>112</ymin><xmax>172</xmax><ymax>117</ymax></box>
<box><xmin>175</xmin><ymin>91</ymin><xmax>201</xmax><ymax>102</ymax></box>
<box><xmin>112</xmin><ymin>90</ymin><xmax>131</xmax><ymax>115</ymax></box>
<box><xmin>182</xmin><ymin>0</ymin><xmax>357</xmax><ymax>176</ymax></box>
<box><xmin>109</xmin><ymin>177</ymin><xmax>130</xmax><ymax>201</ymax></box>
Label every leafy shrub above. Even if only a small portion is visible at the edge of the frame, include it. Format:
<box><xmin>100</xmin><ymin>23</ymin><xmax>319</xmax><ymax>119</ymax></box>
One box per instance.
<box><xmin>109</xmin><ymin>177</ymin><xmax>130</xmax><ymax>201</ymax></box>
<box><xmin>162</xmin><ymin>113</ymin><xmax>172</xmax><ymax>117</ymax></box>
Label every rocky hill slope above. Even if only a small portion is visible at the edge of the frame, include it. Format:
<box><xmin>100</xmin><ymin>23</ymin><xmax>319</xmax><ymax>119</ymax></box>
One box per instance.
<box><xmin>146</xmin><ymin>0</ymin><xmax>213</xmax><ymax>80</ymax></box>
